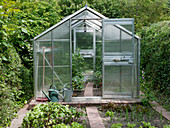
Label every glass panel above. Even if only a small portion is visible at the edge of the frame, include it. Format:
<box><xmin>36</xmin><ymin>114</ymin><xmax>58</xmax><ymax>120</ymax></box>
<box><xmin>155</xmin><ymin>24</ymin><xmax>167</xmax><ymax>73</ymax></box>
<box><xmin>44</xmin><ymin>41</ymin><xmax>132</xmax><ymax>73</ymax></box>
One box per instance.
<box><xmin>35</xmin><ymin>32</ymin><xmax>52</xmax><ymax>97</ymax></box>
<box><xmin>96</xmin><ymin>30</ymin><xmax>102</xmax><ymax>42</ymax></box>
<box><xmin>121</xmin><ymin>66</ymin><xmax>132</xmax><ymax>92</ymax></box>
<box><xmin>121</xmin><ymin>25</ymin><xmax>132</xmax><ymax>32</ymax></box>
<box><xmin>104</xmin><ymin>66</ymin><xmax>120</xmax><ymax>93</ymax></box>
<box><xmin>104</xmin><ymin>25</ymin><xmax>120</xmax><ymax>53</ymax></box>
<box><xmin>104</xmin><ymin>65</ymin><xmax>132</xmax><ymax>95</ymax></box>
<box><xmin>96</xmin><ymin>41</ymin><xmax>102</xmax><ymax>56</ymax></box>
<box><xmin>53</xmin><ymin>21</ymin><xmax>70</xmax><ymax>90</ymax></box>
<box><xmin>121</xmin><ymin>31</ymin><xmax>132</xmax><ymax>53</ymax></box>
<box><xmin>84</xmin><ymin>58</ymin><xmax>93</xmax><ymax>72</ymax></box>
<box><xmin>76</xmin><ymin>32</ymin><xmax>93</xmax><ymax>49</ymax></box>
<box><xmin>74</xmin><ymin>10</ymin><xmax>99</xmax><ymax>19</ymax></box>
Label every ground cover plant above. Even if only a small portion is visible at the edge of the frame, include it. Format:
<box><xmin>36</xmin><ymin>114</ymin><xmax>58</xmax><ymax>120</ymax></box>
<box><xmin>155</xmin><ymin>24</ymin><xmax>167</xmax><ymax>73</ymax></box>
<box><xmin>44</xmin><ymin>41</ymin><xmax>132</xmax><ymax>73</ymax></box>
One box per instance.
<box><xmin>21</xmin><ymin>102</ymin><xmax>89</xmax><ymax>128</ymax></box>
<box><xmin>99</xmin><ymin>102</ymin><xmax>169</xmax><ymax>128</ymax></box>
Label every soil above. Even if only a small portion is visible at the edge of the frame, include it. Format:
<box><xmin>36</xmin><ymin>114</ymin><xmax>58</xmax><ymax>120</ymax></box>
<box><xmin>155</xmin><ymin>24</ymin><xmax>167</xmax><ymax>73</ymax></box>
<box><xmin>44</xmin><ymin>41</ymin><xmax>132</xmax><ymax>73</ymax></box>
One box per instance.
<box><xmin>93</xmin><ymin>88</ymin><xmax>102</xmax><ymax>96</ymax></box>
<box><xmin>98</xmin><ymin>104</ymin><xmax>169</xmax><ymax>128</ymax></box>
<box><xmin>73</xmin><ymin>88</ymin><xmax>102</xmax><ymax>97</ymax></box>
<box><xmin>80</xmin><ymin>115</ymin><xmax>90</xmax><ymax>128</ymax></box>
<box><xmin>73</xmin><ymin>90</ymin><xmax>84</xmax><ymax>97</ymax></box>
<box><xmin>76</xmin><ymin>108</ymin><xmax>90</xmax><ymax>128</ymax></box>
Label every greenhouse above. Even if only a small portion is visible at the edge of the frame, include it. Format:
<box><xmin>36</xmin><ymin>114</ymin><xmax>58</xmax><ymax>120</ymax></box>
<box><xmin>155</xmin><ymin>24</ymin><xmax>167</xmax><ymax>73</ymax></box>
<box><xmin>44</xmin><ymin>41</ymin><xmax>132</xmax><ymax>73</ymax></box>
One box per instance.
<box><xmin>33</xmin><ymin>6</ymin><xmax>140</xmax><ymax>101</ymax></box>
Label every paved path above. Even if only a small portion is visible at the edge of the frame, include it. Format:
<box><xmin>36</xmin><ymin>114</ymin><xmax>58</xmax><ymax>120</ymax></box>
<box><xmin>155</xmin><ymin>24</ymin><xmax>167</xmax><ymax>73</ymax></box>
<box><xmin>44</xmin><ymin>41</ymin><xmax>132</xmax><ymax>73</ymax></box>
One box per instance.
<box><xmin>9</xmin><ymin>104</ymin><xmax>29</xmax><ymax>128</ymax></box>
<box><xmin>151</xmin><ymin>101</ymin><xmax>170</xmax><ymax>120</ymax></box>
<box><xmin>84</xmin><ymin>82</ymin><xmax>94</xmax><ymax>96</ymax></box>
<box><xmin>140</xmin><ymin>91</ymin><xmax>170</xmax><ymax>121</ymax></box>
<box><xmin>86</xmin><ymin>107</ymin><xmax>105</xmax><ymax>128</ymax></box>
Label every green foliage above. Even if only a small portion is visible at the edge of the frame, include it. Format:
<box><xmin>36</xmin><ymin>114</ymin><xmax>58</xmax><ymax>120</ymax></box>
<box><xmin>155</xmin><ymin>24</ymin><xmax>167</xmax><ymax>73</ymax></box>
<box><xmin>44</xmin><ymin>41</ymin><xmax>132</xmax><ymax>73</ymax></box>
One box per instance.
<box><xmin>19</xmin><ymin>66</ymin><xmax>33</xmax><ymax>102</ymax></box>
<box><xmin>12</xmin><ymin>0</ymin><xmax>61</xmax><ymax>68</ymax></box>
<box><xmin>72</xmin><ymin>50</ymin><xmax>85</xmax><ymax>90</ymax></box>
<box><xmin>93</xmin><ymin>71</ymin><xmax>102</xmax><ymax>87</ymax></box>
<box><xmin>139</xmin><ymin>21</ymin><xmax>170</xmax><ymax>110</ymax></box>
<box><xmin>105</xmin><ymin>110</ymin><xmax>115</xmax><ymax>120</ymax></box>
<box><xmin>21</xmin><ymin>103</ymin><xmax>85</xmax><ymax>127</ymax></box>
<box><xmin>111</xmin><ymin>123</ymin><xmax>122</xmax><ymax>128</ymax></box>
<box><xmin>140</xmin><ymin>21</ymin><xmax>169</xmax><ymax>92</ymax></box>
<box><xmin>0</xmin><ymin>47</ymin><xmax>23</xmax><ymax>127</ymax></box>
<box><xmin>141</xmin><ymin>121</ymin><xmax>156</xmax><ymax>128</ymax></box>
<box><xmin>71</xmin><ymin>122</ymin><xmax>83</xmax><ymax>128</ymax></box>
<box><xmin>164</xmin><ymin>125</ymin><xmax>170</xmax><ymax>128</ymax></box>
<box><xmin>58</xmin><ymin>0</ymin><xmax>169</xmax><ymax>32</ymax></box>
<box><xmin>127</xmin><ymin>122</ymin><xmax>136</xmax><ymax>128</ymax></box>
<box><xmin>0</xmin><ymin>0</ymin><xmax>62</xmax><ymax>126</ymax></box>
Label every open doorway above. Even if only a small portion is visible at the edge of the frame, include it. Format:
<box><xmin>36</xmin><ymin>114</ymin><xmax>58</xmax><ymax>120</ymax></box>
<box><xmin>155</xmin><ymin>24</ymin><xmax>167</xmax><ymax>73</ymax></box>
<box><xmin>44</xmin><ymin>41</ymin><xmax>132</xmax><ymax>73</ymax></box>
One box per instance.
<box><xmin>72</xmin><ymin>21</ymin><xmax>102</xmax><ymax>97</ymax></box>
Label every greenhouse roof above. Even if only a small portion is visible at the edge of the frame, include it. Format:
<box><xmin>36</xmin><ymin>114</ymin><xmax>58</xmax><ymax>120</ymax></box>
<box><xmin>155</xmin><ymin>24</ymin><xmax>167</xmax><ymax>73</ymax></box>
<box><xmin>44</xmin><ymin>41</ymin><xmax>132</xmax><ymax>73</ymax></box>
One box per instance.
<box><xmin>34</xmin><ymin>6</ymin><xmax>140</xmax><ymax>40</ymax></box>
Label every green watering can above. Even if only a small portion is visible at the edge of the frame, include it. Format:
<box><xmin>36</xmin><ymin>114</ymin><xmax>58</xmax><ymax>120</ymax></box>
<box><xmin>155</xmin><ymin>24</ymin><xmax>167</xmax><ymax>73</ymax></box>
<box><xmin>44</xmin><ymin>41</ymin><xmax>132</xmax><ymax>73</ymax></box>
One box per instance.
<box><xmin>42</xmin><ymin>84</ymin><xmax>72</xmax><ymax>102</ymax></box>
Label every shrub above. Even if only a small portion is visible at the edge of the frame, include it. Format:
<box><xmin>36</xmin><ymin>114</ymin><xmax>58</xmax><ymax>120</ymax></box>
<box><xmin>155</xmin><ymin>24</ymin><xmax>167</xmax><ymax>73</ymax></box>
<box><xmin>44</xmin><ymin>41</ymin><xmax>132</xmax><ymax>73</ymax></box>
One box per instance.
<box><xmin>0</xmin><ymin>47</ymin><xmax>23</xmax><ymax>127</ymax></box>
<box><xmin>139</xmin><ymin>21</ymin><xmax>170</xmax><ymax>93</ymax></box>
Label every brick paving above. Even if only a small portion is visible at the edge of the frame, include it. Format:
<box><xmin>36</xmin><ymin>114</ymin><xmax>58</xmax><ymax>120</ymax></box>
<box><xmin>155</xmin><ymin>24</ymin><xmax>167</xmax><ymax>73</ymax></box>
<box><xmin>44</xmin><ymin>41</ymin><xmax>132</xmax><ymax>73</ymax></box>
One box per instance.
<box><xmin>151</xmin><ymin>101</ymin><xmax>170</xmax><ymax>120</ymax></box>
<box><xmin>86</xmin><ymin>107</ymin><xmax>105</xmax><ymax>128</ymax></box>
<box><xmin>84</xmin><ymin>82</ymin><xmax>94</xmax><ymax>96</ymax></box>
<box><xmin>9</xmin><ymin>104</ymin><xmax>29</xmax><ymax>128</ymax></box>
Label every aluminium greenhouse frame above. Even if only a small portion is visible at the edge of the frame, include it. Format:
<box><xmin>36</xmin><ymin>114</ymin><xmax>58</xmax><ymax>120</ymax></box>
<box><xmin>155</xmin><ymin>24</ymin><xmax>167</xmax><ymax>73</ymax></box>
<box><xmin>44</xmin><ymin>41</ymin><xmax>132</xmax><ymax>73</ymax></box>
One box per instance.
<box><xmin>33</xmin><ymin>6</ymin><xmax>140</xmax><ymax>100</ymax></box>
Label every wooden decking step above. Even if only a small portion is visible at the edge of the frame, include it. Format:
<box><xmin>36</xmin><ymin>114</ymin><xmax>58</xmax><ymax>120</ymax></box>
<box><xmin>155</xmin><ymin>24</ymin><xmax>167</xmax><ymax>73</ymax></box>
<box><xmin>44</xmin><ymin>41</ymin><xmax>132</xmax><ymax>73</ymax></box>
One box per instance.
<box><xmin>86</xmin><ymin>107</ymin><xmax>105</xmax><ymax>128</ymax></box>
<box><xmin>84</xmin><ymin>82</ymin><xmax>94</xmax><ymax>96</ymax></box>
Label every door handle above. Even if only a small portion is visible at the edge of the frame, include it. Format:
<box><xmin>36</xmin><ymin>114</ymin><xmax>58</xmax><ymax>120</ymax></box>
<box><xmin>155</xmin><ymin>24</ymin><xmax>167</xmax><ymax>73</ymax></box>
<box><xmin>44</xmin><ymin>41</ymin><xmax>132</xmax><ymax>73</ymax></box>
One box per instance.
<box><xmin>128</xmin><ymin>59</ymin><xmax>134</xmax><ymax>64</ymax></box>
<box><xmin>113</xmin><ymin>58</ymin><xmax>120</xmax><ymax>62</ymax></box>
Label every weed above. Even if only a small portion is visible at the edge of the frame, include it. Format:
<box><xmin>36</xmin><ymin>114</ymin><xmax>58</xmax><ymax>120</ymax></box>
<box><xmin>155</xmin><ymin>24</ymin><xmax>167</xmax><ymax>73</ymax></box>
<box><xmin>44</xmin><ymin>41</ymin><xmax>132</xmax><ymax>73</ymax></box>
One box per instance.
<box><xmin>127</xmin><ymin>122</ymin><xmax>136</xmax><ymax>128</ymax></box>
<box><xmin>111</xmin><ymin>123</ymin><xmax>122</xmax><ymax>128</ymax></box>
<box><xmin>105</xmin><ymin>110</ymin><xmax>115</xmax><ymax>121</ymax></box>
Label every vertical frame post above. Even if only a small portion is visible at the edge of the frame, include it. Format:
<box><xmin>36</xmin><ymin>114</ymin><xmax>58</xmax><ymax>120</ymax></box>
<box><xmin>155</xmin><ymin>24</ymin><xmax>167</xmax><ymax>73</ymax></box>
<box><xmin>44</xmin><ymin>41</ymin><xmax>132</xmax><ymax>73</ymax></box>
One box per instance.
<box><xmin>131</xmin><ymin>18</ymin><xmax>135</xmax><ymax>98</ymax></box>
<box><xmin>93</xmin><ymin>28</ymin><xmax>96</xmax><ymax>73</ymax></box>
<box><xmin>120</xmin><ymin>30</ymin><xmax>122</xmax><ymax>92</ymax></box>
<box><xmin>70</xmin><ymin>19</ymin><xmax>73</xmax><ymax>91</ymax></box>
<box><xmin>51</xmin><ymin>31</ymin><xmax>54</xmax><ymax>87</ymax></box>
<box><xmin>102</xmin><ymin>19</ymin><xmax>104</xmax><ymax>97</ymax></box>
<box><xmin>33</xmin><ymin>40</ymin><xmax>37</xmax><ymax>99</ymax></box>
<box><xmin>137</xmin><ymin>39</ymin><xmax>140</xmax><ymax>97</ymax></box>
<box><xmin>73</xmin><ymin>29</ymin><xmax>76</xmax><ymax>53</ymax></box>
